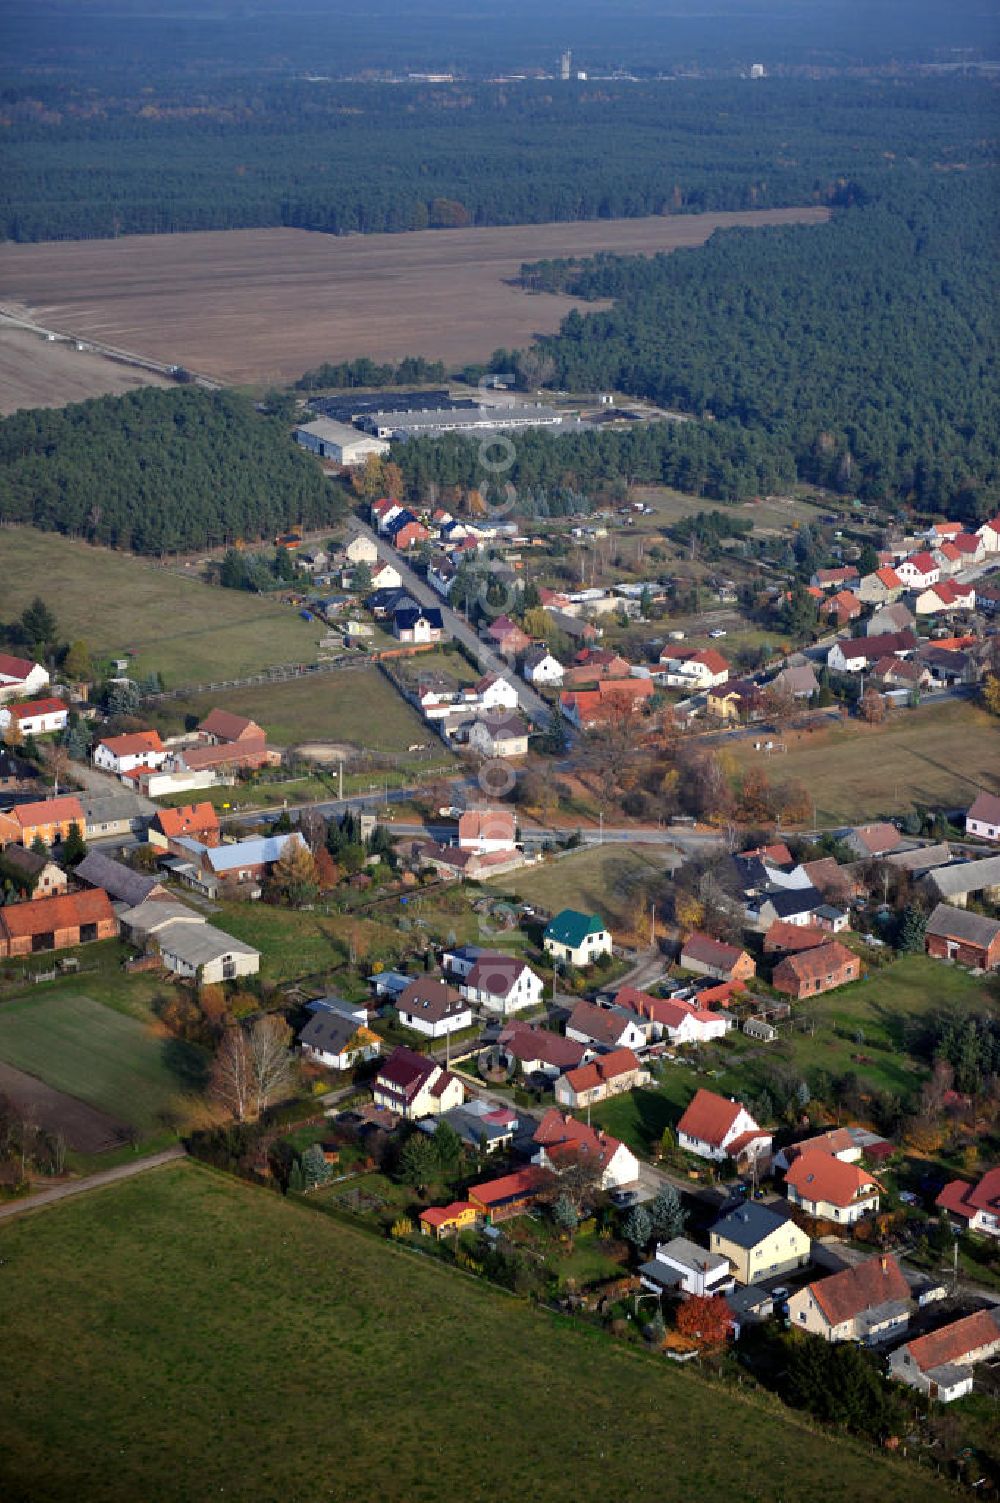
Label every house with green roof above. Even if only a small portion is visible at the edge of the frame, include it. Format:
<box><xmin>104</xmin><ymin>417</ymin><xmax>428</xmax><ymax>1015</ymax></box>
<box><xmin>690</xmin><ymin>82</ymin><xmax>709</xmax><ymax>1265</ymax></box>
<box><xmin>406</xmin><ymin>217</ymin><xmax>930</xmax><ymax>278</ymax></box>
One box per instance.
<box><xmin>543</xmin><ymin>908</ymin><xmax>611</xmax><ymax>967</ymax></box>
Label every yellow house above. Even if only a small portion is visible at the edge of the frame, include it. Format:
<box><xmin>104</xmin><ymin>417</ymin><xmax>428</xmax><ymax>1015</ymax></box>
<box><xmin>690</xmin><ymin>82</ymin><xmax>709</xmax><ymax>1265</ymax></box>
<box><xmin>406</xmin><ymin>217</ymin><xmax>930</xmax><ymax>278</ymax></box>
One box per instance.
<box><xmin>419</xmin><ymin>1201</ymin><xmax>479</xmax><ymax>1240</ymax></box>
<box><xmin>709</xmin><ymin>1202</ymin><xmax>811</xmax><ymax>1285</ymax></box>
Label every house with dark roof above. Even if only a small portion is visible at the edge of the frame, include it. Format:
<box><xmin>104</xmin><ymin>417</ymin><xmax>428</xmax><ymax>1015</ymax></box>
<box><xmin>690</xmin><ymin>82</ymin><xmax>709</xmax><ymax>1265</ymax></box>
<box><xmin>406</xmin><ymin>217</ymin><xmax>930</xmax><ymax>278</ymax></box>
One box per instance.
<box><xmin>827</xmin><ymin>631</ymin><xmax>916</xmax><ymax>674</ymax></box>
<box><xmin>371</xmin><ymin>1045</ymin><xmax>464</xmax><ymax>1120</ymax></box>
<box><xmin>710</xmin><ymin>1202</ymin><xmax>811</xmax><ymax>1285</ymax></box>
<box><xmin>676</xmin><ymin>1089</ymin><xmax>771</xmax><ymax>1166</ymax></box>
<box><xmin>783</xmin><ymin>1150</ymin><xmax>882</xmax><ymax>1224</ymax></box>
<box><xmin>0</xmin><ymin>845</ymin><xmax>68</xmax><ymax>901</ymax></box>
<box><xmin>543</xmin><ymin>908</ymin><xmax>611</xmax><ymax>967</ymax></box>
<box><xmin>925</xmin><ymin>903</ymin><xmax>1000</xmax><ymax>971</ymax></box>
<box><xmin>396</xmin><ymin>978</ymin><xmax>472</xmax><ymax>1038</ymax></box>
<box><xmin>466</xmin><ymin>712</ymin><xmax>530</xmax><ymax>760</ymax></box>
<box><xmin>458</xmin><ymin>954</ymin><xmax>543</xmax><ymax>1015</ymax></box>
<box><xmin>746</xmin><ymin>885</ymin><xmax>827</xmax><ymax>932</ymax></box>
<box><xmin>565</xmin><ymin>1000</ymin><xmax>645</xmax><ymax>1053</ymax></box>
<box><xmin>393</xmin><ymin>605</ymin><xmax>445</xmax><ymax>644</ymax></box>
<box><xmin>923</xmin><ymin>854</ymin><xmax>1000</xmax><ymax>910</ymax></box>
<box><xmin>679</xmin><ymin>933</ymin><xmax>756</xmax><ymax>983</ymax></box>
<box><xmin>639</xmin><ymin>1237</ymin><xmax>735</xmax><ymax>1298</ymax></box>
<box><xmin>299</xmin><ymin>1010</ymin><xmax>382</xmax><ymax>1071</ymax></box>
<box><xmin>494</xmin><ymin>1021</ymin><xmax>587</xmax><ymax>1079</ymax></box>
<box><xmin>936</xmin><ymin>1167</ymin><xmax>1000</xmax><ymax>1238</ymax></box>
<box><xmin>75</xmin><ymin>851</ymin><xmax>167</xmax><ymax>909</ymax></box>
<box><xmin>787</xmin><ymin>1254</ymin><xmax>912</xmax><ymax>1344</ymax></box>
<box><xmin>889</xmin><ymin>1307</ymin><xmax>1000</xmax><ymax>1403</ymax></box>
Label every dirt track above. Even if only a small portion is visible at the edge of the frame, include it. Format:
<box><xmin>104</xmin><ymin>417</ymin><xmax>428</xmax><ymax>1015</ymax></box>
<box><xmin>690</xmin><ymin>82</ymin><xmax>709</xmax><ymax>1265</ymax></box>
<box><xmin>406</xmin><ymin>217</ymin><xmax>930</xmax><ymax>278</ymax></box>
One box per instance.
<box><xmin>0</xmin><ymin>1059</ymin><xmax>125</xmax><ymax>1153</ymax></box>
<box><xmin>0</xmin><ymin>208</ymin><xmax>830</xmax><ymax>387</ymax></box>
<box><xmin>0</xmin><ymin>322</ymin><xmax>172</xmax><ymax>415</ymax></box>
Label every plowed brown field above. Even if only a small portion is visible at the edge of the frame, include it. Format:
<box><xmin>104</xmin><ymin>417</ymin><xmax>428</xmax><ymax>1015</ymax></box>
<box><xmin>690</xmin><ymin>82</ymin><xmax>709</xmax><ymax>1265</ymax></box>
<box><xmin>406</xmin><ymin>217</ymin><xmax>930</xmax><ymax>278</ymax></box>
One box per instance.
<box><xmin>0</xmin><ymin>208</ymin><xmax>829</xmax><ymax>388</ymax></box>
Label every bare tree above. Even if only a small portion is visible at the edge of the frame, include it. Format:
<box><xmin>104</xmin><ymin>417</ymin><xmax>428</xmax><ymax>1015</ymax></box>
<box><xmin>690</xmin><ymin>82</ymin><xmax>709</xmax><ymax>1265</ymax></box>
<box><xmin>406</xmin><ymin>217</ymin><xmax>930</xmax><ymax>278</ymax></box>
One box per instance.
<box><xmin>209</xmin><ymin>1026</ymin><xmax>254</xmax><ymax>1122</ymax></box>
<box><xmin>247</xmin><ymin>1015</ymin><xmax>295</xmax><ymax>1120</ymax></box>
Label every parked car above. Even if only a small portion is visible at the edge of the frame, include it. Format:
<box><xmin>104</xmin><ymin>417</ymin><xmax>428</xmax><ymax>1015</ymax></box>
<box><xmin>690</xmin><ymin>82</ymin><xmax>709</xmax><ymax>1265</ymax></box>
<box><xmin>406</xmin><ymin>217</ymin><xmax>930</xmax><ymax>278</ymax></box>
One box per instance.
<box><xmin>708</xmin><ymin>628</ymin><xmax>728</xmax><ymax>639</ymax></box>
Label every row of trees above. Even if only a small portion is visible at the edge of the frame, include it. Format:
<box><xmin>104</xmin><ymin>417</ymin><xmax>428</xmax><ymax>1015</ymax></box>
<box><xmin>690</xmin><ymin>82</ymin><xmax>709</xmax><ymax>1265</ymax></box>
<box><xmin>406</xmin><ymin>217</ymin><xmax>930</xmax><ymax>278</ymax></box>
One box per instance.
<box><xmin>4</xmin><ymin>78</ymin><xmax>992</xmax><ymax>242</ymax></box>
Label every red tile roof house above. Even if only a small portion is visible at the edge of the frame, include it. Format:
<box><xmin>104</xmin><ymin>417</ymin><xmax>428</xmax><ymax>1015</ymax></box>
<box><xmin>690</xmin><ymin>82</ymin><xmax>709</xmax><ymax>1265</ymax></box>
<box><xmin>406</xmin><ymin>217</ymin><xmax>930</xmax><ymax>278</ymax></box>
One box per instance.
<box><xmin>966</xmin><ymin>791</ymin><xmax>1000</xmax><ymax>844</ymax></box>
<box><xmin>889</xmin><ymin>1307</ymin><xmax>1000</xmax><ymax>1403</ymax></box>
<box><xmin>827</xmin><ymin>630</ymin><xmax>916</xmax><ymax>674</ymax></box>
<box><xmin>0</xmin><ymin>795</ymin><xmax>86</xmax><ymax>850</ymax></box>
<box><xmin>93</xmin><ymin>730</ymin><xmax>167</xmax><ymax>778</ymax></box>
<box><xmin>786</xmin><ymin>1254</ymin><xmax>912</xmax><ymax>1344</ymax></box>
<box><xmin>772</xmin><ymin>940</ymin><xmax>860</xmax><ymax>999</ymax></box>
<box><xmin>484</xmin><ymin>615</ymin><xmax>531</xmax><ymax>657</ymax></box>
<box><xmin>565</xmin><ymin>999</ymin><xmax>646</xmax><ymax>1053</ymax></box>
<box><xmin>676</xmin><ymin>1089</ymin><xmax>771</xmax><ymax>1167</ymax></box>
<box><xmin>812</xmin><ymin>565</ymin><xmax>860</xmax><ymax>590</ymax></box>
<box><xmin>617</xmin><ymin>985</ymin><xmax>731</xmax><ymax>1046</ymax></box>
<box><xmin>532</xmin><ymin>1109</ymin><xmax>639</xmax><ymax>1191</ymax></box>
<box><xmin>783</xmin><ymin>1150</ymin><xmax>882</xmax><ymax>1225</ymax></box>
<box><xmin>468</xmin><ymin>1165</ymin><xmax>552</xmax><ymax>1225</ymax></box>
<box><xmin>458</xmin><ymin>954</ymin><xmax>544</xmax><ymax>1016</ymax></box>
<box><xmin>197</xmin><ymin>709</ymin><xmax>266</xmax><ymax>744</ymax></box>
<box><xmin>895</xmin><ymin>550</ymin><xmax>940</xmax><ymax>590</ymax></box>
<box><xmin>936</xmin><ymin>1167</ymin><xmax>1000</xmax><ymax>1239</ymax></box>
<box><xmin>679</xmin><ymin>933</ymin><xmax>756</xmax><ymax>984</ymax></box>
<box><xmin>0</xmin><ymin>652</ymin><xmax>50</xmax><ymax>703</ymax></box>
<box><xmin>457</xmin><ymin>808</ymin><xmax>517</xmax><ymax>855</ymax></box>
<box><xmin>657</xmin><ymin>646</ymin><xmax>730</xmax><ymax>690</ymax></box>
<box><xmin>371</xmin><ymin>1045</ymin><xmax>464</xmax><ymax>1120</ymax></box>
<box><xmin>763</xmin><ymin>920</ymin><xmax>830</xmax><ymax>956</ymax></box>
<box><xmin>924</xmin><ymin>903</ymin><xmax>1000</xmax><ymax>971</ymax></box>
<box><xmin>0</xmin><ymin>697</ymin><xmax>69</xmax><ymax>738</ymax></box>
<box><xmin>495</xmin><ymin>1021</ymin><xmax>587</xmax><ymax>1080</ymax></box>
<box><xmin>559</xmin><ymin>677</ymin><xmax>654</xmax><ymax>730</ymax></box>
<box><xmin>148</xmin><ymin>802</ymin><xmax>221</xmax><ymax>851</ymax></box>
<box><xmin>0</xmin><ymin>888</ymin><xmax>118</xmax><ymax>958</ymax></box>
<box><xmin>418</xmin><ymin>1201</ymin><xmax>480</xmax><ymax>1240</ymax></box>
<box><xmin>822</xmin><ymin>589</ymin><xmax>862</xmax><ymax>627</ymax></box>
<box><xmin>843</xmin><ymin>822</ymin><xmax>904</xmax><ymax>859</ymax></box>
<box><xmin>554</xmin><ymin>1048</ymin><xmax>649</xmax><ymax>1110</ymax></box>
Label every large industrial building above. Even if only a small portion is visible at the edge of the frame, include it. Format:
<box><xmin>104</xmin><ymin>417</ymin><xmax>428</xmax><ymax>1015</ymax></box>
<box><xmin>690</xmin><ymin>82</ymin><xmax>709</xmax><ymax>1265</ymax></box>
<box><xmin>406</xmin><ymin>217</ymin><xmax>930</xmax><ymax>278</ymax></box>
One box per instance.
<box><xmin>294</xmin><ymin>417</ymin><xmax>390</xmax><ymax>466</ymax></box>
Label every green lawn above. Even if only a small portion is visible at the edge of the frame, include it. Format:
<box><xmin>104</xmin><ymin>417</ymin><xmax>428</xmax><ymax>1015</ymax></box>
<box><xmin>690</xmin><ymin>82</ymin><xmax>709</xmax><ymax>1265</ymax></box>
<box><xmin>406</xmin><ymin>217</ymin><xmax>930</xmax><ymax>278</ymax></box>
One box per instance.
<box><xmin>596</xmin><ymin>955</ymin><xmax>999</xmax><ymax>1154</ymax></box>
<box><xmin>485</xmin><ymin>843</ymin><xmax>678</xmax><ymax>933</ymax></box>
<box><xmin>0</xmin><ymin>525</ymin><xmax>325</xmax><ymax>689</ymax></box>
<box><xmin>0</xmin><ymin>991</ymin><xmax>208</xmax><ymax>1137</ymax></box>
<box><xmin>729</xmin><ymin>699</ymin><xmax>1000</xmax><ymax>825</ymax></box>
<box><xmin>0</xmin><ymin>1162</ymin><xmax>951</xmax><ymax>1503</ymax></box>
<box><xmin>150</xmin><ymin>667</ymin><xmax>439</xmax><ymax>754</ymax></box>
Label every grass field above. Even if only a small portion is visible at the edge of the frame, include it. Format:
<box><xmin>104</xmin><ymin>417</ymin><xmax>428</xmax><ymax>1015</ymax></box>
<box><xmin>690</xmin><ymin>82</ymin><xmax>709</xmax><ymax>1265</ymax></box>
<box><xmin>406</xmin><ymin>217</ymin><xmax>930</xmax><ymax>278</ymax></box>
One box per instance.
<box><xmin>592</xmin><ymin>955</ymin><xmax>999</xmax><ymax>1155</ymax></box>
<box><xmin>0</xmin><ymin>990</ymin><xmax>208</xmax><ymax>1138</ymax></box>
<box><xmin>485</xmin><ymin>843</ymin><xmax>679</xmax><ymax>932</ymax></box>
<box><xmin>729</xmin><ymin>699</ymin><xmax>1000</xmax><ymax>824</ymax></box>
<box><xmin>150</xmin><ymin>667</ymin><xmax>436</xmax><ymax>753</ymax></box>
<box><xmin>0</xmin><ymin>1161</ymin><xmax>949</xmax><ymax>1503</ymax></box>
<box><xmin>0</xmin><ymin>526</ymin><xmax>325</xmax><ymax>689</ymax></box>
<box><xmin>0</xmin><ymin>209</ymin><xmax>829</xmax><ymax>385</ymax></box>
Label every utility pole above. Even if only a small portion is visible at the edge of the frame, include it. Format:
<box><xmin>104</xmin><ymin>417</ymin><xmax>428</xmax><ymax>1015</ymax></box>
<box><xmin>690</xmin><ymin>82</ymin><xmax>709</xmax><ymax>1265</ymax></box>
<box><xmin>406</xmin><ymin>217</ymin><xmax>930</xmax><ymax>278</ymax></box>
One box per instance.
<box><xmin>599</xmin><ymin>810</ymin><xmax>604</xmax><ymax>846</ymax></box>
<box><xmin>338</xmin><ymin>759</ymin><xmax>343</xmax><ymax>802</ymax></box>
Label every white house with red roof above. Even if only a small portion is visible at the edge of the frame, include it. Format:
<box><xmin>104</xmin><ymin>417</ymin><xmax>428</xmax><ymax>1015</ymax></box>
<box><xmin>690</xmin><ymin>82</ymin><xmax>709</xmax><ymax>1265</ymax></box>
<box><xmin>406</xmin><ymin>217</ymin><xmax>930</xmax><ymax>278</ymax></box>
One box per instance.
<box><xmin>676</xmin><ymin>1089</ymin><xmax>771</xmax><ymax>1165</ymax></box>
<box><xmin>657</xmin><ymin>646</ymin><xmax>730</xmax><ymax>690</ymax></box>
<box><xmin>93</xmin><ymin>730</ymin><xmax>167</xmax><ymax>778</ymax></box>
<box><xmin>371</xmin><ymin>1045</ymin><xmax>464</xmax><ymax>1120</ymax></box>
<box><xmin>0</xmin><ymin>697</ymin><xmax>69</xmax><ymax>737</ymax></box>
<box><xmin>472</xmin><ymin>674</ymin><xmax>520</xmax><ymax>713</ymax></box>
<box><xmin>896</xmin><ymin>551</ymin><xmax>940</xmax><ymax>590</ymax></box>
<box><xmin>0</xmin><ymin>653</ymin><xmax>50</xmax><ymax>704</ymax></box>
<box><xmin>936</xmin><ymin>1167</ymin><xmax>1000</xmax><ymax>1239</ymax></box>
<box><xmin>457</xmin><ymin>808</ymin><xmax>517</xmax><ymax>855</ymax></box>
<box><xmin>532</xmin><ymin>1109</ymin><xmax>639</xmax><ymax>1190</ymax></box>
<box><xmin>617</xmin><ymin>985</ymin><xmax>730</xmax><ymax>1046</ymax></box>
<box><xmin>890</xmin><ymin>1307</ymin><xmax>1000</xmax><ymax>1402</ymax></box>
<box><xmin>783</xmin><ymin>1150</ymin><xmax>882</xmax><ymax>1224</ymax></box>
<box><xmin>914</xmin><ymin>579</ymin><xmax>976</xmax><ymax>616</ymax></box>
